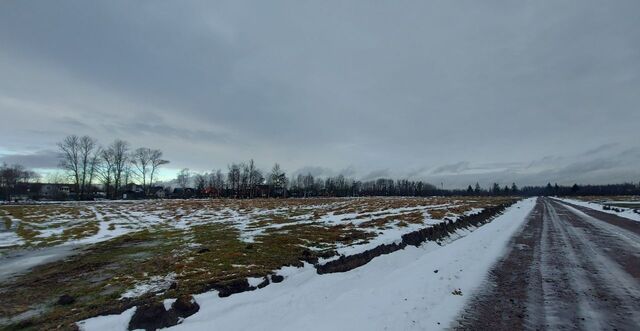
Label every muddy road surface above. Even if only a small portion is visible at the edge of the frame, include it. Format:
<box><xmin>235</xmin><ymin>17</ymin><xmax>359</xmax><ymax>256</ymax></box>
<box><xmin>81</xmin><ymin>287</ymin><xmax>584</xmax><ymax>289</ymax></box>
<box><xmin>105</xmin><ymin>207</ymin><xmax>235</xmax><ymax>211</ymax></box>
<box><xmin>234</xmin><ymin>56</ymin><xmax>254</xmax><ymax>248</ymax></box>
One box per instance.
<box><xmin>456</xmin><ymin>197</ymin><xmax>640</xmax><ymax>330</ymax></box>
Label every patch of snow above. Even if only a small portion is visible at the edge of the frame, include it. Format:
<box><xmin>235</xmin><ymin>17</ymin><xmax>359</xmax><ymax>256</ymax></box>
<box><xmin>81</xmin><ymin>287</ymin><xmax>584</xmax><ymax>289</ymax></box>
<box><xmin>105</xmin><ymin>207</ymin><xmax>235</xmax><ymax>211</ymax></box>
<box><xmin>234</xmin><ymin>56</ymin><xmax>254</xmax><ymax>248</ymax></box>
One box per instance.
<box><xmin>0</xmin><ymin>244</ymin><xmax>79</xmax><ymax>280</ymax></box>
<box><xmin>0</xmin><ymin>214</ymin><xmax>24</xmax><ymax>248</ymax></box>
<box><xmin>164</xmin><ymin>298</ymin><xmax>177</xmax><ymax>311</ymax></box>
<box><xmin>120</xmin><ymin>273</ymin><xmax>176</xmax><ymax>299</ymax></box>
<box><xmin>247</xmin><ymin>277</ymin><xmax>264</xmax><ymax>287</ymax></box>
<box><xmin>35</xmin><ymin>227</ymin><xmax>66</xmax><ymax>238</ymax></box>
<box><xmin>76</xmin><ymin>307</ymin><xmax>136</xmax><ymax>331</ymax></box>
<box><xmin>0</xmin><ymin>231</ymin><xmax>24</xmax><ymax>248</ymax></box>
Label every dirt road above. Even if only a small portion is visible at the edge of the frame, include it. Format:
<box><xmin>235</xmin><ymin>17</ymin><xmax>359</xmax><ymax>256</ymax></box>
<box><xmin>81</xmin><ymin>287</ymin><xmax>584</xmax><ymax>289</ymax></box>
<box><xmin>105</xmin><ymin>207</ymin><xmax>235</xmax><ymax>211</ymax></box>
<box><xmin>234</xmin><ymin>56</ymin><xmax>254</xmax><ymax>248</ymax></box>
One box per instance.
<box><xmin>456</xmin><ymin>197</ymin><xmax>640</xmax><ymax>330</ymax></box>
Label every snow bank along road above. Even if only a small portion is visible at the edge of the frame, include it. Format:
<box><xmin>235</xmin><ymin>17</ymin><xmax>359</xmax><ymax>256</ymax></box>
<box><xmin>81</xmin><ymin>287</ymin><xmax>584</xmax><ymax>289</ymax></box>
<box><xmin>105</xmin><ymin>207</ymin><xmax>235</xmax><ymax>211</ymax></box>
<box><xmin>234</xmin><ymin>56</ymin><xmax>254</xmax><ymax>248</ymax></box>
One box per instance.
<box><xmin>79</xmin><ymin>198</ymin><xmax>537</xmax><ymax>330</ymax></box>
<box><xmin>457</xmin><ymin>197</ymin><xmax>640</xmax><ymax>330</ymax></box>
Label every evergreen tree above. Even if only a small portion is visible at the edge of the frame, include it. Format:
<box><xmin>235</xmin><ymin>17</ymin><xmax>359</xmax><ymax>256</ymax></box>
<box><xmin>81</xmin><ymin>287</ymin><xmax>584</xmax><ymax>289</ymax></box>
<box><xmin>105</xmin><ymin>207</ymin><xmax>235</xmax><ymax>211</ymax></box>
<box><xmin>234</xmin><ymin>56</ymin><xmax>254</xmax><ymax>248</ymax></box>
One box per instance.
<box><xmin>492</xmin><ymin>183</ymin><xmax>501</xmax><ymax>195</ymax></box>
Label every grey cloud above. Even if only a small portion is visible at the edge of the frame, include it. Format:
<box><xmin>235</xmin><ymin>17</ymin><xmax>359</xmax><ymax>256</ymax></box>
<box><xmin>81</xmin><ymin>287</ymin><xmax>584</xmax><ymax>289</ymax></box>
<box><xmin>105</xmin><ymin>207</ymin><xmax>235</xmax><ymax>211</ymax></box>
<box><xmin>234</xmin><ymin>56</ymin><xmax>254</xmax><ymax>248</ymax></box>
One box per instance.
<box><xmin>432</xmin><ymin>162</ymin><xmax>471</xmax><ymax>175</ymax></box>
<box><xmin>557</xmin><ymin>158</ymin><xmax>620</xmax><ymax>175</ymax></box>
<box><xmin>338</xmin><ymin>166</ymin><xmax>358</xmax><ymax>178</ymax></box>
<box><xmin>291</xmin><ymin>165</ymin><xmax>356</xmax><ymax>179</ymax></box>
<box><xmin>580</xmin><ymin>143</ymin><xmax>620</xmax><ymax>156</ymax></box>
<box><xmin>0</xmin><ymin>1</ymin><xmax>639</xmax><ymax>185</ymax></box>
<box><xmin>0</xmin><ymin>150</ymin><xmax>59</xmax><ymax>169</ymax></box>
<box><xmin>103</xmin><ymin>121</ymin><xmax>231</xmax><ymax>144</ymax></box>
<box><xmin>405</xmin><ymin>166</ymin><xmax>432</xmax><ymax>179</ymax></box>
<box><xmin>292</xmin><ymin>166</ymin><xmax>336</xmax><ymax>178</ymax></box>
<box><xmin>361</xmin><ymin>169</ymin><xmax>391</xmax><ymax>181</ymax></box>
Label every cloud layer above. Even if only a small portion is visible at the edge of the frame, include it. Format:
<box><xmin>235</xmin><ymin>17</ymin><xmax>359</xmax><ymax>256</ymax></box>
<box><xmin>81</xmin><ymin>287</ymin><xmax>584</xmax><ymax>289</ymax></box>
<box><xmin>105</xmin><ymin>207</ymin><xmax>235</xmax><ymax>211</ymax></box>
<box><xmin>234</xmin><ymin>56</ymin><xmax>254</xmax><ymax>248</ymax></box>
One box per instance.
<box><xmin>0</xmin><ymin>1</ymin><xmax>638</xmax><ymax>187</ymax></box>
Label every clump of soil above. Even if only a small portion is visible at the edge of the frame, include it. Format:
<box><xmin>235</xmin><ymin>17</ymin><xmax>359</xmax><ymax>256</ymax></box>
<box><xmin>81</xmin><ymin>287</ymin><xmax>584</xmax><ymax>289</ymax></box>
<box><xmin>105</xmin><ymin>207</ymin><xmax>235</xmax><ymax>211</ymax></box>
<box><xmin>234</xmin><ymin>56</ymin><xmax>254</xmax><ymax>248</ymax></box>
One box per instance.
<box><xmin>57</xmin><ymin>294</ymin><xmax>75</xmax><ymax>305</ymax></box>
<box><xmin>128</xmin><ymin>295</ymin><xmax>200</xmax><ymax>330</ymax></box>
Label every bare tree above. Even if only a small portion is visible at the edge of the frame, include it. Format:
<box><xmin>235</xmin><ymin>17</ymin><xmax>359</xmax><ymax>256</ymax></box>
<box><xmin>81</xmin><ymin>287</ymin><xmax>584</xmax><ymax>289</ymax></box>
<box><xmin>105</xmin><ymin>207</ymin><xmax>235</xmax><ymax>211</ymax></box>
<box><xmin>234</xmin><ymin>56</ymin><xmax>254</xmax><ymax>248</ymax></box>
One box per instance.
<box><xmin>86</xmin><ymin>147</ymin><xmax>102</xmax><ymax>197</ymax></box>
<box><xmin>57</xmin><ymin>135</ymin><xmax>81</xmax><ymax>199</ymax></box>
<box><xmin>149</xmin><ymin>149</ymin><xmax>169</xmax><ymax>192</ymax></box>
<box><xmin>212</xmin><ymin>169</ymin><xmax>225</xmax><ymax>197</ymax></box>
<box><xmin>122</xmin><ymin>162</ymin><xmax>133</xmax><ymax>190</ymax></box>
<box><xmin>247</xmin><ymin>159</ymin><xmax>263</xmax><ymax>198</ymax></box>
<box><xmin>250</xmin><ymin>168</ymin><xmax>263</xmax><ymax>197</ymax></box>
<box><xmin>193</xmin><ymin>172</ymin><xmax>207</xmax><ymax>195</ymax></box>
<box><xmin>177</xmin><ymin>168</ymin><xmax>190</xmax><ymax>190</ymax></box>
<box><xmin>131</xmin><ymin>147</ymin><xmax>153</xmax><ymax>194</ymax></box>
<box><xmin>99</xmin><ymin>148</ymin><xmax>115</xmax><ymax>198</ymax></box>
<box><xmin>298</xmin><ymin>173</ymin><xmax>314</xmax><ymax>197</ymax></box>
<box><xmin>110</xmin><ymin>140</ymin><xmax>129</xmax><ymax>199</ymax></box>
<box><xmin>78</xmin><ymin>136</ymin><xmax>98</xmax><ymax>199</ymax></box>
<box><xmin>227</xmin><ymin>163</ymin><xmax>240</xmax><ymax>197</ymax></box>
<box><xmin>57</xmin><ymin>135</ymin><xmax>100</xmax><ymax>199</ymax></box>
<box><xmin>240</xmin><ymin>162</ymin><xmax>249</xmax><ymax>198</ymax></box>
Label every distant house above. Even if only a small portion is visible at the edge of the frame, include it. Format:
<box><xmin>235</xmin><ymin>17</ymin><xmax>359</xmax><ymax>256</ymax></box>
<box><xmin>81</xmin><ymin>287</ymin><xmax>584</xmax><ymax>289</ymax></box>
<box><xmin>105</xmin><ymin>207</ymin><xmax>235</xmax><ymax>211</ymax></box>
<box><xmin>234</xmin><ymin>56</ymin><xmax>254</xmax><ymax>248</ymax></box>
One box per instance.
<box><xmin>202</xmin><ymin>187</ymin><xmax>222</xmax><ymax>198</ymax></box>
<box><xmin>149</xmin><ymin>186</ymin><xmax>167</xmax><ymax>199</ymax></box>
<box><xmin>6</xmin><ymin>183</ymin><xmax>73</xmax><ymax>201</ymax></box>
<box><xmin>39</xmin><ymin>183</ymin><xmax>71</xmax><ymax>200</ymax></box>
<box><xmin>255</xmin><ymin>184</ymin><xmax>271</xmax><ymax>198</ymax></box>
<box><xmin>122</xmin><ymin>183</ymin><xmax>145</xmax><ymax>199</ymax></box>
<box><xmin>172</xmin><ymin>187</ymin><xmax>195</xmax><ymax>198</ymax></box>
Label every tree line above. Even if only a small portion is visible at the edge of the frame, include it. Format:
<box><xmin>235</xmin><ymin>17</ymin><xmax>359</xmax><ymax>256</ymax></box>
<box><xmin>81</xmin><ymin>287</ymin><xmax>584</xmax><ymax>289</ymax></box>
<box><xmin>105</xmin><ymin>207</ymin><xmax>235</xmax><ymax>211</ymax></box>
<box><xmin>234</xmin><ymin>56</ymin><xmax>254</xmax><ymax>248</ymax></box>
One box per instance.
<box><xmin>177</xmin><ymin>164</ymin><xmax>640</xmax><ymax>199</ymax></box>
<box><xmin>2</xmin><ymin>136</ymin><xmax>640</xmax><ymax>201</ymax></box>
<box><xmin>56</xmin><ymin>135</ymin><xmax>169</xmax><ymax>199</ymax></box>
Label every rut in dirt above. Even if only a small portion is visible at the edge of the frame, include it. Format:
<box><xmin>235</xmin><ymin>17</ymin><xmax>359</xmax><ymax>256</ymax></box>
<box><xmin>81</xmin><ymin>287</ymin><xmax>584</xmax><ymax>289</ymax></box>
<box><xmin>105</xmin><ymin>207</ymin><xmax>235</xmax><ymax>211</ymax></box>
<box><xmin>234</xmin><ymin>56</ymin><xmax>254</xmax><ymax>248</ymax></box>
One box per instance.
<box><xmin>455</xmin><ymin>197</ymin><xmax>640</xmax><ymax>330</ymax></box>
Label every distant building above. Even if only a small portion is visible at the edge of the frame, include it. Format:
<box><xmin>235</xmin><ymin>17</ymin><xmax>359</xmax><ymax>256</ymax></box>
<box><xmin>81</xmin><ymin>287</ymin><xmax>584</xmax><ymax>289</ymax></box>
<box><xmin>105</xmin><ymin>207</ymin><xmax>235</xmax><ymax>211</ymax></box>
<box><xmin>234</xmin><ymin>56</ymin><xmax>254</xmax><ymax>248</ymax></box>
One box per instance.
<box><xmin>7</xmin><ymin>183</ymin><xmax>74</xmax><ymax>201</ymax></box>
<box><xmin>146</xmin><ymin>186</ymin><xmax>164</xmax><ymax>198</ymax></box>
<box><xmin>171</xmin><ymin>187</ymin><xmax>195</xmax><ymax>198</ymax></box>
<box><xmin>122</xmin><ymin>183</ymin><xmax>145</xmax><ymax>199</ymax></box>
<box><xmin>39</xmin><ymin>183</ymin><xmax>71</xmax><ymax>199</ymax></box>
<box><xmin>255</xmin><ymin>184</ymin><xmax>271</xmax><ymax>198</ymax></box>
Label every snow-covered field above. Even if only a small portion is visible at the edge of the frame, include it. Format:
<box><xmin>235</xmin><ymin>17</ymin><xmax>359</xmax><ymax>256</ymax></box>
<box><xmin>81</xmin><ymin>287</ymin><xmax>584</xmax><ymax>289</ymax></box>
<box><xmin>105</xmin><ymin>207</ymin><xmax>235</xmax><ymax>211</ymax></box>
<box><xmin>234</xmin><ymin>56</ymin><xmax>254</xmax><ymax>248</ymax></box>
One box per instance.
<box><xmin>0</xmin><ymin>196</ymin><xmax>519</xmax><ymax>329</ymax></box>
<box><xmin>79</xmin><ymin>198</ymin><xmax>536</xmax><ymax>330</ymax></box>
<box><xmin>0</xmin><ymin>197</ymin><xmax>503</xmax><ymax>250</ymax></box>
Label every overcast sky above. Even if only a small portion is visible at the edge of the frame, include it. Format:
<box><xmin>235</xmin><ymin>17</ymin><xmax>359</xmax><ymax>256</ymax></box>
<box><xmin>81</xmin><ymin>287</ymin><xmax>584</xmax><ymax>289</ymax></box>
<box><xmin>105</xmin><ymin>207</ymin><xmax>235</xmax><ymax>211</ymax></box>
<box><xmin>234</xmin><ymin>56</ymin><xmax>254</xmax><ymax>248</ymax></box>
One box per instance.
<box><xmin>1</xmin><ymin>1</ymin><xmax>639</xmax><ymax>188</ymax></box>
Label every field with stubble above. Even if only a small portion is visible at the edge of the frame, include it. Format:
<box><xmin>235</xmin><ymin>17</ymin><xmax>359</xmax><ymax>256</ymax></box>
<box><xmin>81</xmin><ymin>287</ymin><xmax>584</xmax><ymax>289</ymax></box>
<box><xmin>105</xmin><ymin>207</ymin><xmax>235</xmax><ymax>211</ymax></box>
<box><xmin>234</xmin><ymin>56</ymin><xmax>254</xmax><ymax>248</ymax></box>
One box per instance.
<box><xmin>0</xmin><ymin>196</ymin><xmax>516</xmax><ymax>330</ymax></box>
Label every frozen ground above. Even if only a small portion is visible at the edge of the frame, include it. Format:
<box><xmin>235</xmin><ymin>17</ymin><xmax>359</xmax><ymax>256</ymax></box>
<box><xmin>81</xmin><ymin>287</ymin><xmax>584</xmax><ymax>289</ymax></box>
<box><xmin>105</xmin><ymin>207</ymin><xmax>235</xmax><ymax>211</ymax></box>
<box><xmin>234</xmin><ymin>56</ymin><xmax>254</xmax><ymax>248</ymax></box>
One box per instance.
<box><xmin>0</xmin><ymin>197</ymin><xmax>509</xmax><ymax>276</ymax></box>
<box><xmin>78</xmin><ymin>198</ymin><xmax>536</xmax><ymax>330</ymax></box>
<box><xmin>0</xmin><ymin>197</ymin><xmax>519</xmax><ymax>329</ymax></box>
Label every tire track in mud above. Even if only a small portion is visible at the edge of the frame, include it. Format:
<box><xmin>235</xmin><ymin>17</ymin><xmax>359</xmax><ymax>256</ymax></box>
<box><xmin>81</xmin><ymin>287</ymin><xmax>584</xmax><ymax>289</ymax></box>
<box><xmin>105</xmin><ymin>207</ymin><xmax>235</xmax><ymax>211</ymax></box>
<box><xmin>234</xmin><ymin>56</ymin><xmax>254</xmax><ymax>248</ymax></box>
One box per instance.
<box><xmin>456</xmin><ymin>197</ymin><xmax>640</xmax><ymax>330</ymax></box>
